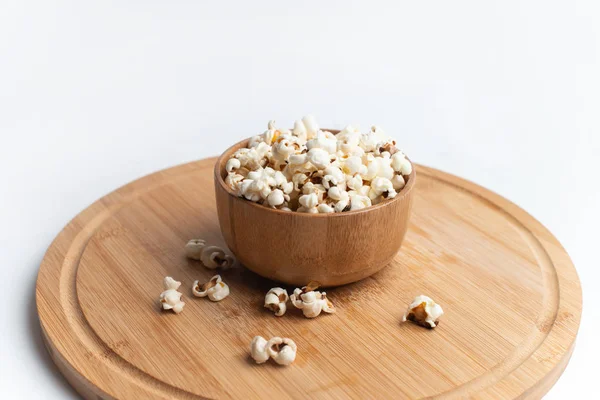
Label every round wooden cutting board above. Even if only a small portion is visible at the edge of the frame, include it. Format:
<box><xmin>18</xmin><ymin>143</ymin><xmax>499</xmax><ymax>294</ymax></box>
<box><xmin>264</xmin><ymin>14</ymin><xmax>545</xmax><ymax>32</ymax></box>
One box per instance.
<box><xmin>36</xmin><ymin>158</ymin><xmax>582</xmax><ymax>400</ymax></box>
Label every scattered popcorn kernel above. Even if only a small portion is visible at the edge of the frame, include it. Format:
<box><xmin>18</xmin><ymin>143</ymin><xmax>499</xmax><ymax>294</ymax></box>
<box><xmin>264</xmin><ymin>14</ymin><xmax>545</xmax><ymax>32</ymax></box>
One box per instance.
<box><xmin>250</xmin><ymin>336</ymin><xmax>270</xmax><ymax>364</ymax></box>
<box><xmin>264</xmin><ymin>287</ymin><xmax>289</xmax><ymax>316</ymax></box>
<box><xmin>266</xmin><ymin>337</ymin><xmax>297</xmax><ymax>366</ymax></box>
<box><xmin>402</xmin><ymin>295</ymin><xmax>444</xmax><ymax>329</ymax></box>
<box><xmin>159</xmin><ymin>277</ymin><xmax>185</xmax><ymax>314</ymax></box>
<box><xmin>200</xmin><ymin>245</ymin><xmax>235</xmax><ymax>269</ymax></box>
<box><xmin>290</xmin><ymin>282</ymin><xmax>335</xmax><ymax>318</ymax></box>
<box><xmin>184</xmin><ymin>239</ymin><xmax>206</xmax><ymax>261</ymax></box>
<box><xmin>192</xmin><ymin>275</ymin><xmax>230</xmax><ymax>302</ymax></box>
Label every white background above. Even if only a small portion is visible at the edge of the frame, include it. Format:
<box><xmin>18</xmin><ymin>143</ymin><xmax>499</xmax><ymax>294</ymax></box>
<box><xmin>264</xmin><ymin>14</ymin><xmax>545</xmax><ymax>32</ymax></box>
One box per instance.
<box><xmin>1</xmin><ymin>1</ymin><xmax>598</xmax><ymax>398</ymax></box>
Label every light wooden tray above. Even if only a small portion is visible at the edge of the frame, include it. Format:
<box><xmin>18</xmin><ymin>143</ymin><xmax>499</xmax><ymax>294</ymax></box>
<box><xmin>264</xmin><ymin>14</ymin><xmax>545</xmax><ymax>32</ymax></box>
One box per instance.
<box><xmin>36</xmin><ymin>158</ymin><xmax>582</xmax><ymax>399</ymax></box>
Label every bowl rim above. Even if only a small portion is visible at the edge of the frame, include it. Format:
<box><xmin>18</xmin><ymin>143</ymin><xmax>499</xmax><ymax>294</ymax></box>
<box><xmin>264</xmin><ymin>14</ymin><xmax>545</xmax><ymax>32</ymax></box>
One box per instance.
<box><xmin>214</xmin><ymin>129</ymin><xmax>416</xmax><ymax>218</ymax></box>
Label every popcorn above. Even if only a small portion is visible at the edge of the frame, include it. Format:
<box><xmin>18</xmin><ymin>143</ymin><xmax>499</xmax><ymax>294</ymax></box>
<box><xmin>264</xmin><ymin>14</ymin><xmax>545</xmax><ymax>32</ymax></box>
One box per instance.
<box><xmin>317</xmin><ymin>203</ymin><xmax>335</xmax><ymax>213</ymax></box>
<box><xmin>322</xmin><ymin>165</ymin><xmax>346</xmax><ymax>191</ymax></box>
<box><xmin>342</xmin><ymin>156</ymin><xmax>367</xmax><ymax>176</ymax></box>
<box><xmin>159</xmin><ymin>277</ymin><xmax>185</xmax><ymax>314</ymax></box>
<box><xmin>240</xmin><ymin>179</ymin><xmax>261</xmax><ymax>202</ymax></box>
<box><xmin>301</xmin><ymin>182</ymin><xmax>326</xmax><ymax>200</ymax></box>
<box><xmin>307</xmin><ymin>131</ymin><xmax>337</xmax><ymax>154</ymax></box>
<box><xmin>333</xmin><ymin>197</ymin><xmax>350</xmax><ymax>213</ymax></box>
<box><xmin>250</xmin><ymin>336</ymin><xmax>297</xmax><ymax>366</ymax></box>
<box><xmin>307</xmin><ymin>148</ymin><xmax>331</xmax><ymax>169</ymax></box>
<box><xmin>232</xmin><ymin>148</ymin><xmax>262</xmax><ymax>171</ymax></box>
<box><xmin>271</xmin><ymin>139</ymin><xmax>297</xmax><ymax>166</ymax></box>
<box><xmin>224</xmin><ymin>115</ymin><xmax>411</xmax><ymax>212</ymax></box>
<box><xmin>337</xmin><ymin>125</ymin><xmax>362</xmax><ymax>155</ymax></box>
<box><xmin>266</xmin><ymin>189</ymin><xmax>286</xmax><ymax>207</ymax></box>
<box><xmin>328</xmin><ymin>186</ymin><xmax>349</xmax><ymax>202</ymax></box>
<box><xmin>186</xmin><ymin>240</ymin><xmax>235</xmax><ymax>269</ymax></box>
<box><xmin>402</xmin><ymin>295</ymin><xmax>444</xmax><ymax>329</ymax></box>
<box><xmin>192</xmin><ymin>274</ymin><xmax>230</xmax><ymax>301</ymax></box>
<box><xmin>248</xmin><ymin>134</ymin><xmax>263</xmax><ymax>148</ymax></box>
<box><xmin>262</xmin><ymin>120</ymin><xmax>281</xmax><ymax>145</ymax></box>
<box><xmin>391</xmin><ymin>174</ymin><xmax>406</xmax><ymax>190</ymax></box>
<box><xmin>298</xmin><ymin>193</ymin><xmax>319</xmax><ymax>209</ymax></box>
<box><xmin>267</xmin><ymin>337</ymin><xmax>297</xmax><ymax>366</ymax></box>
<box><xmin>264</xmin><ymin>287</ymin><xmax>289</xmax><ymax>316</ymax></box>
<box><xmin>369</xmin><ymin>177</ymin><xmax>397</xmax><ymax>201</ymax></box>
<box><xmin>293</xmin><ymin>120</ymin><xmax>308</xmax><ymax>143</ymax></box>
<box><xmin>198</xmin><ymin>245</ymin><xmax>235</xmax><ymax>269</ymax></box>
<box><xmin>225</xmin><ymin>173</ymin><xmax>244</xmax><ymax>195</ymax></box>
<box><xmin>391</xmin><ymin>152</ymin><xmax>412</xmax><ymax>175</ymax></box>
<box><xmin>226</xmin><ymin>158</ymin><xmax>241</xmax><ymax>174</ymax></box>
<box><xmin>298</xmin><ymin>205</ymin><xmax>319</xmax><ymax>214</ymax></box>
<box><xmin>349</xmin><ymin>193</ymin><xmax>372</xmax><ymax>211</ymax></box>
<box><xmin>250</xmin><ymin>336</ymin><xmax>270</xmax><ymax>364</ymax></box>
<box><xmin>289</xmin><ymin>153</ymin><xmax>308</xmax><ymax>166</ymax></box>
<box><xmin>302</xmin><ymin>114</ymin><xmax>319</xmax><ymax>140</ymax></box>
<box><xmin>184</xmin><ymin>239</ymin><xmax>206</xmax><ymax>260</ymax></box>
<box><xmin>290</xmin><ymin>282</ymin><xmax>335</xmax><ymax>318</ymax></box>
<box><xmin>346</xmin><ymin>173</ymin><xmax>364</xmax><ymax>191</ymax></box>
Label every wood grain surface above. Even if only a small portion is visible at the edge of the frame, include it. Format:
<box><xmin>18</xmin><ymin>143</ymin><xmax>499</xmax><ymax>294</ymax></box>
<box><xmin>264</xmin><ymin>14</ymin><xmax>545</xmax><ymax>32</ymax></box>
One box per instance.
<box><xmin>36</xmin><ymin>158</ymin><xmax>582</xmax><ymax>399</ymax></box>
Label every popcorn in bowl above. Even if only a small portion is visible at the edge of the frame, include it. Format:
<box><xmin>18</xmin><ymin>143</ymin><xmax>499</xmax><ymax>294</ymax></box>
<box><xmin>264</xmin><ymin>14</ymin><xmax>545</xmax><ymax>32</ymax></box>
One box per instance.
<box><xmin>223</xmin><ymin>115</ymin><xmax>412</xmax><ymax>213</ymax></box>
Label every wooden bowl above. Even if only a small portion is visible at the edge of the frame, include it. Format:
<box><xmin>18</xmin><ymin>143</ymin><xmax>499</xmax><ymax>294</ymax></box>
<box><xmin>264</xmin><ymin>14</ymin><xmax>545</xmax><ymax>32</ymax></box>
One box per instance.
<box><xmin>214</xmin><ymin>133</ymin><xmax>416</xmax><ymax>286</ymax></box>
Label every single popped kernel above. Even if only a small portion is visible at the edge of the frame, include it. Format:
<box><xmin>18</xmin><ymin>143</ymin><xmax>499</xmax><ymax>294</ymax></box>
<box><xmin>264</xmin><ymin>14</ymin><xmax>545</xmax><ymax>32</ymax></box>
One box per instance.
<box><xmin>369</xmin><ymin>177</ymin><xmax>397</xmax><ymax>202</ymax></box>
<box><xmin>402</xmin><ymin>295</ymin><xmax>444</xmax><ymax>329</ymax></box>
<box><xmin>159</xmin><ymin>277</ymin><xmax>185</xmax><ymax>314</ymax></box>
<box><xmin>184</xmin><ymin>239</ymin><xmax>206</xmax><ymax>261</ymax></box>
<box><xmin>226</xmin><ymin>158</ymin><xmax>241</xmax><ymax>174</ymax></box>
<box><xmin>264</xmin><ymin>287</ymin><xmax>289</xmax><ymax>316</ymax></box>
<box><xmin>250</xmin><ymin>336</ymin><xmax>270</xmax><ymax>364</ymax></box>
<box><xmin>200</xmin><ymin>245</ymin><xmax>235</xmax><ymax>269</ymax></box>
<box><xmin>290</xmin><ymin>282</ymin><xmax>335</xmax><ymax>318</ymax></box>
<box><xmin>266</xmin><ymin>337</ymin><xmax>297</xmax><ymax>366</ymax></box>
<box><xmin>192</xmin><ymin>275</ymin><xmax>230</xmax><ymax>302</ymax></box>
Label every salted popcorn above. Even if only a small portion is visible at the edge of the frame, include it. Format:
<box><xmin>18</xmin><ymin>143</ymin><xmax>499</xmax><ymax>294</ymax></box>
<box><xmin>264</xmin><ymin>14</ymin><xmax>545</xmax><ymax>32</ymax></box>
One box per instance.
<box><xmin>192</xmin><ymin>275</ymin><xmax>230</xmax><ymax>302</ymax></box>
<box><xmin>250</xmin><ymin>336</ymin><xmax>297</xmax><ymax>366</ymax></box>
<box><xmin>159</xmin><ymin>277</ymin><xmax>185</xmax><ymax>314</ymax></box>
<box><xmin>290</xmin><ymin>282</ymin><xmax>335</xmax><ymax>318</ymax></box>
<box><xmin>402</xmin><ymin>295</ymin><xmax>444</xmax><ymax>329</ymax></box>
<box><xmin>224</xmin><ymin>116</ymin><xmax>412</xmax><ymax>212</ymax></box>
<box><xmin>264</xmin><ymin>287</ymin><xmax>289</xmax><ymax>316</ymax></box>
